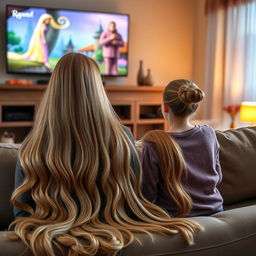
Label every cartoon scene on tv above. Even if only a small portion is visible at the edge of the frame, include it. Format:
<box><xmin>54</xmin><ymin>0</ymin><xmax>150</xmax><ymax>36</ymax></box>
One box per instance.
<box><xmin>6</xmin><ymin>6</ymin><xmax>129</xmax><ymax>76</ymax></box>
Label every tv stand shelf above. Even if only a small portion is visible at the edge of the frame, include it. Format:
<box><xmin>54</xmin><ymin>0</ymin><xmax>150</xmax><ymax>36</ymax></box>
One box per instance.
<box><xmin>0</xmin><ymin>84</ymin><xmax>167</xmax><ymax>142</ymax></box>
<box><xmin>0</xmin><ymin>84</ymin><xmax>47</xmax><ymax>90</ymax></box>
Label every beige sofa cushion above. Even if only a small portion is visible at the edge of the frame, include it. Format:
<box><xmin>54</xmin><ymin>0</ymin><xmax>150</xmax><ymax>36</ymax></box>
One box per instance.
<box><xmin>1</xmin><ymin>205</ymin><xmax>256</xmax><ymax>255</ymax></box>
<box><xmin>216</xmin><ymin>126</ymin><xmax>256</xmax><ymax>205</ymax></box>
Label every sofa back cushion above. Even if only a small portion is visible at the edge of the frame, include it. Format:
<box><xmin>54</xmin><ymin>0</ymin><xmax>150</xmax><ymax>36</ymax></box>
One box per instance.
<box><xmin>0</xmin><ymin>127</ymin><xmax>255</xmax><ymax>229</ymax></box>
<box><xmin>216</xmin><ymin>126</ymin><xmax>256</xmax><ymax>205</ymax></box>
<box><xmin>0</xmin><ymin>143</ymin><xmax>19</xmax><ymax>230</ymax></box>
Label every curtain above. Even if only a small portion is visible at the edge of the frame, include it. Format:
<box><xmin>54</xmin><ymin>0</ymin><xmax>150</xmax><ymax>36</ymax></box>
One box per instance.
<box><xmin>204</xmin><ymin>0</ymin><xmax>256</xmax><ymax>126</ymax></box>
<box><xmin>205</xmin><ymin>0</ymin><xmax>252</xmax><ymax>14</ymax></box>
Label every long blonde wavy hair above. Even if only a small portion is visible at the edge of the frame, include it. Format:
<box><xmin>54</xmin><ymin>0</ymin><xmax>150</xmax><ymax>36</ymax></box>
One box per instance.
<box><xmin>10</xmin><ymin>53</ymin><xmax>203</xmax><ymax>255</ymax></box>
<box><xmin>142</xmin><ymin>130</ymin><xmax>192</xmax><ymax>217</ymax></box>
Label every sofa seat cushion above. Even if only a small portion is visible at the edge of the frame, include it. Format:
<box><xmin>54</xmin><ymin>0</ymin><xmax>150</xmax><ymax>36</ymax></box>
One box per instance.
<box><xmin>216</xmin><ymin>126</ymin><xmax>256</xmax><ymax>205</ymax></box>
<box><xmin>1</xmin><ymin>205</ymin><xmax>256</xmax><ymax>256</ymax></box>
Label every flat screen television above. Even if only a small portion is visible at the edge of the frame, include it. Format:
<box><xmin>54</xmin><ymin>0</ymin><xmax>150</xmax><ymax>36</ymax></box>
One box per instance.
<box><xmin>6</xmin><ymin>5</ymin><xmax>129</xmax><ymax>77</ymax></box>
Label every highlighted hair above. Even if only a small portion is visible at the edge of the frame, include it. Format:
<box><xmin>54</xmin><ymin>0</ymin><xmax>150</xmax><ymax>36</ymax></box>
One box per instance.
<box><xmin>142</xmin><ymin>130</ymin><xmax>192</xmax><ymax>217</ymax></box>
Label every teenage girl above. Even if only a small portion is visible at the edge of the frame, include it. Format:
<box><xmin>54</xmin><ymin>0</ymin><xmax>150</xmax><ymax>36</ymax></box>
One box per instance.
<box><xmin>141</xmin><ymin>79</ymin><xmax>223</xmax><ymax>217</ymax></box>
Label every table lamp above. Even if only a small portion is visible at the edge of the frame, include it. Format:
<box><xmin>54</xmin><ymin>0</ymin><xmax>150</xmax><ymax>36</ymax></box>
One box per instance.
<box><xmin>240</xmin><ymin>102</ymin><xmax>256</xmax><ymax>125</ymax></box>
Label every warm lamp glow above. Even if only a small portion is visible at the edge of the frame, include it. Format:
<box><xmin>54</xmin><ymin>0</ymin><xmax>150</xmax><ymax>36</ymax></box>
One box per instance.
<box><xmin>240</xmin><ymin>102</ymin><xmax>256</xmax><ymax>123</ymax></box>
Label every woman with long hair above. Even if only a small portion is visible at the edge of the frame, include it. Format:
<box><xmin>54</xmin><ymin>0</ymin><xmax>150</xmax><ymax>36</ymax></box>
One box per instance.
<box><xmin>141</xmin><ymin>79</ymin><xmax>223</xmax><ymax>217</ymax></box>
<box><xmin>10</xmin><ymin>55</ymin><xmax>202</xmax><ymax>255</ymax></box>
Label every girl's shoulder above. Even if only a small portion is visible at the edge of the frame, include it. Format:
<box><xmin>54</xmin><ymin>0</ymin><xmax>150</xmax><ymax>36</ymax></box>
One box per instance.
<box><xmin>197</xmin><ymin>125</ymin><xmax>219</xmax><ymax>147</ymax></box>
<box><xmin>168</xmin><ymin>125</ymin><xmax>208</xmax><ymax>138</ymax></box>
<box><xmin>197</xmin><ymin>124</ymin><xmax>217</xmax><ymax>138</ymax></box>
<box><xmin>168</xmin><ymin>125</ymin><xmax>216</xmax><ymax>139</ymax></box>
<box><xmin>199</xmin><ymin>124</ymin><xmax>215</xmax><ymax>133</ymax></box>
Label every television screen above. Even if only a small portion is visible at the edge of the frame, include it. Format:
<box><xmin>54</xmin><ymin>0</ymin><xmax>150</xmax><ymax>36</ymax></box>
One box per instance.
<box><xmin>6</xmin><ymin>5</ymin><xmax>129</xmax><ymax>76</ymax></box>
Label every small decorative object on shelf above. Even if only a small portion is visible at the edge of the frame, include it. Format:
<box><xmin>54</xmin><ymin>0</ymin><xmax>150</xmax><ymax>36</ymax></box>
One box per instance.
<box><xmin>136</xmin><ymin>60</ymin><xmax>155</xmax><ymax>86</ymax></box>
<box><xmin>144</xmin><ymin>69</ymin><xmax>154</xmax><ymax>86</ymax></box>
<box><xmin>6</xmin><ymin>79</ymin><xmax>33</xmax><ymax>85</ymax></box>
<box><xmin>0</xmin><ymin>131</ymin><xmax>15</xmax><ymax>143</ymax></box>
<box><xmin>137</xmin><ymin>60</ymin><xmax>145</xmax><ymax>86</ymax></box>
<box><xmin>224</xmin><ymin>104</ymin><xmax>240</xmax><ymax>128</ymax></box>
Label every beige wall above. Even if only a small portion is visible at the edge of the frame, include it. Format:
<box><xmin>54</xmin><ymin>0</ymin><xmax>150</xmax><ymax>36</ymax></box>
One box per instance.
<box><xmin>192</xmin><ymin>0</ymin><xmax>207</xmax><ymax>119</ymax></box>
<box><xmin>193</xmin><ymin>0</ymin><xmax>207</xmax><ymax>89</ymax></box>
<box><xmin>0</xmin><ymin>0</ymin><xmax>200</xmax><ymax>86</ymax></box>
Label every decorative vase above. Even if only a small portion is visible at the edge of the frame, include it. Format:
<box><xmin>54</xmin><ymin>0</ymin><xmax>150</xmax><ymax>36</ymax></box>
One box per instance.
<box><xmin>0</xmin><ymin>131</ymin><xmax>15</xmax><ymax>143</ymax></box>
<box><xmin>230</xmin><ymin>119</ymin><xmax>236</xmax><ymax>129</ymax></box>
<box><xmin>224</xmin><ymin>105</ymin><xmax>240</xmax><ymax>129</ymax></box>
<box><xmin>144</xmin><ymin>69</ymin><xmax>154</xmax><ymax>86</ymax></box>
<box><xmin>137</xmin><ymin>60</ymin><xmax>145</xmax><ymax>86</ymax></box>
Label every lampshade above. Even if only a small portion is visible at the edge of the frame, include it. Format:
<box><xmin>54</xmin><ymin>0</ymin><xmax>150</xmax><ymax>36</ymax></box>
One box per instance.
<box><xmin>240</xmin><ymin>102</ymin><xmax>256</xmax><ymax>123</ymax></box>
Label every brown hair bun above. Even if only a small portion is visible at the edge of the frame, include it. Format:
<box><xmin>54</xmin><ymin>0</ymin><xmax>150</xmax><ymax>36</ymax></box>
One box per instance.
<box><xmin>178</xmin><ymin>85</ymin><xmax>204</xmax><ymax>105</ymax></box>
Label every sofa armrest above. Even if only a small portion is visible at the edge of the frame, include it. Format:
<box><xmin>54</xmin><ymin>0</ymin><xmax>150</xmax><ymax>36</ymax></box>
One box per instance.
<box><xmin>0</xmin><ymin>143</ymin><xmax>19</xmax><ymax>230</ymax></box>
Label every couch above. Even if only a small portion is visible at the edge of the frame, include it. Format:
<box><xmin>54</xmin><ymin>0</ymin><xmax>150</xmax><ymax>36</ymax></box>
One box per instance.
<box><xmin>0</xmin><ymin>126</ymin><xmax>256</xmax><ymax>256</ymax></box>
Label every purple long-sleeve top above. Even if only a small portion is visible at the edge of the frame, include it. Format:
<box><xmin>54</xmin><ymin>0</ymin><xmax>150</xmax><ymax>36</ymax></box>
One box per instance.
<box><xmin>99</xmin><ymin>31</ymin><xmax>124</xmax><ymax>58</ymax></box>
<box><xmin>141</xmin><ymin>125</ymin><xmax>223</xmax><ymax>217</ymax></box>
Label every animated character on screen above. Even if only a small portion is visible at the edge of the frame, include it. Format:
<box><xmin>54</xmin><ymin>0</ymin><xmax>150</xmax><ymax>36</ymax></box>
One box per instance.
<box><xmin>8</xmin><ymin>13</ymin><xmax>69</xmax><ymax>70</ymax></box>
<box><xmin>99</xmin><ymin>21</ymin><xmax>124</xmax><ymax>75</ymax></box>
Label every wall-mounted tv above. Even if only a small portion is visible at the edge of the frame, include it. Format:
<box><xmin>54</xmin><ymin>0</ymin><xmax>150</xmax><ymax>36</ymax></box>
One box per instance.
<box><xmin>6</xmin><ymin>5</ymin><xmax>129</xmax><ymax>77</ymax></box>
